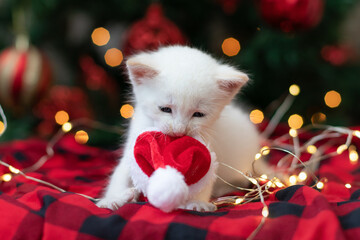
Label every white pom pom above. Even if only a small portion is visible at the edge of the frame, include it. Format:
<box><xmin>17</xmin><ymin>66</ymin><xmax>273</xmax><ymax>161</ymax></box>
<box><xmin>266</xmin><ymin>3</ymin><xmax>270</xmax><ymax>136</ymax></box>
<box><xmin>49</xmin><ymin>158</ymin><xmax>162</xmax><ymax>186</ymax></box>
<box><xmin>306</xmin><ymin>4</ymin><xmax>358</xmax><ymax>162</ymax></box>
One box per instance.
<box><xmin>147</xmin><ymin>166</ymin><xmax>189</xmax><ymax>212</ymax></box>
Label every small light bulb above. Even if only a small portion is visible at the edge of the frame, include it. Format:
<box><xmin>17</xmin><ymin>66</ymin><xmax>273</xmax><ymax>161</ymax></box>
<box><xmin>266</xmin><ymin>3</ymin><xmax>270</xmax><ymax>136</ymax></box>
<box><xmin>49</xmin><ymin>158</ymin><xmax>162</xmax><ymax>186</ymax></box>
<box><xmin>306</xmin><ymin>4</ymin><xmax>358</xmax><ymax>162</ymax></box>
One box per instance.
<box><xmin>289</xmin><ymin>84</ymin><xmax>300</xmax><ymax>96</ymax></box>
<box><xmin>337</xmin><ymin>144</ymin><xmax>348</xmax><ymax>155</ymax></box>
<box><xmin>55</xmin><ymin>110</ymin><xmax>69</xmax><ymax>125</ymax></box>
<box><xmin>0</xmin><ymin>121</ymin><xmax>5</xmax><ymax>134</ymax></box>
<box><xmin>91</xmin><ymin>27</ymin><xmax>110</xmax><ymax>46</ymax></box>
<box><xmin>260</xmin><ymin>174</ymin><xmax>268</xmax><ymax>180</ymax></box>
<box><xmin>1</xmin><ymin>173</ymin><xmax>12</xmax><ymax>182</ymax></box>
<box><xmin>316</xmin><ymin>181</ymin><xmax>324</xmax><ymax>190</ymax></box>
<box><xmin>307</xmin><ymin>145</ymin><xmax>317</xmax><ymax>154</ymax></box>
<box><xmin>222</xmin><ymin>37</ymin><xmax>241</xmax><ymax>57</ymax></box>
<box><xmin>353</xmin><ymin>130</ymin><xmax>360</xmax><ymax>138</ymax></box>
<box><xmin>260</xmin><ymin>146</ymin><xmax>270</xmax><ymax>155</ymax></box>
<box><xmin>288</xmin><ymin>114</ymin><xmax>303</xmax><ymax>130</ymax></box>
<box><xmin>345</xmin><ymin>183</ymin><xmax>352</xmax><ymax>189</ymax></box>
<box><xmin>249</xmin><ymin>178</ymin><xmax>258</xmax><ymax>185</ymax></box>
<box><xmin>235</xmin><ymin>198</ymin><xmax>244</xmax><ymax>205</ymax></box>
<box><xmin>289</xmin><ymin>175</ymin><xmax>297</xmax><ymax>185</ymax></box>
<box><xmin>62</xmin><ymin>122</ymin><xmax>72</xmax><ymax>132</ymax></box>
<box><xmin>262</xmin><ymin>206</ymin><xmax>269</xmax><ymax>218</ymax></box>
<box><xmin>254</xmin><ymin>153</ymin><xmax>262</xmax><ymax>160</ymax></box>
<box><xmin>289</xmin><ymin>129</ymin><xmax>298</xmax><ymax>138</ymax></box>
<box><xmin>249</xmin><ymin>109</ymin><xmax>264</xmax><ymax>124</ymax></box>
<box><xmin>120</xmin><ymin>104</ymin><xmax>134</xmax><ymax>119</ymax></box>
<box><xmin>298</xmin><ymin>172</ymin><xmax>307</xmax><ymax>181</ymax></box>
<box><xmin>311</xmin><ymin>112</ymin><xmax>327</xmax><ymax>124</ymax></box>
<box><xmin>75</xmin><ymin>130</ymin><xmax>89</xmax><ymax>144</ymax></box>
<box><xmin>275</xmin><ymin>181</ymin><xmax>285</xmax><ymax>188</ymax></box>
<box><xmin>324</xmin><ymin>90</ymin><xmax>341</xmax><ymax>108</ymax></box>
<box><xmin>9</xmin><ymin>166</ymin><xmax>20</xmax><ymax>174</ymax></box>
<box><xmin>349</xmin><ymin>151</ymin><xmax>359</xmax><ymax>164</ymax></box>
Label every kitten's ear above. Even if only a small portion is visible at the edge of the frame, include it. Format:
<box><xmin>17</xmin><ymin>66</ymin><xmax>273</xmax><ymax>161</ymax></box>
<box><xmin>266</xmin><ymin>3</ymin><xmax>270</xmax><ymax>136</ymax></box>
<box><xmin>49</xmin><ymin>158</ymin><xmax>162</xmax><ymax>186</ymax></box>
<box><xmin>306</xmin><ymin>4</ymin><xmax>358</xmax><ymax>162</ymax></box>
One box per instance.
<box><xmin>126</xmin><ymin>57</ymin><xmax>159</xmax><ymax>85</ymax></box>
<box><xmin>216</xmin><ymin>65</ymin><xmax>249</xmax><ymax>94</ymax></box>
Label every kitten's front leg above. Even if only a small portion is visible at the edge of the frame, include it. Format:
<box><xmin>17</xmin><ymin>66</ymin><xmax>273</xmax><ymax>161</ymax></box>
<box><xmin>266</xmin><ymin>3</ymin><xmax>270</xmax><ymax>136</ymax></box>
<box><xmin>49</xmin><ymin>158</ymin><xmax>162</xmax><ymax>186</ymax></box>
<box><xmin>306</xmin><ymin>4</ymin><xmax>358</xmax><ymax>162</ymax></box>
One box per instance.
<box><xmin>96</xmin><ymin>158</ymin><xmax>137</xmax><ymax>210</ymax></box>
<box><xmin>179</xmin><ymin>151</ymin><xmax>218</xmax><ymax>212</ymax></box>
<box><xmin>179</xmin><ymin>182</ymin><xmax>217</xmax><ymax>212</ymax></box>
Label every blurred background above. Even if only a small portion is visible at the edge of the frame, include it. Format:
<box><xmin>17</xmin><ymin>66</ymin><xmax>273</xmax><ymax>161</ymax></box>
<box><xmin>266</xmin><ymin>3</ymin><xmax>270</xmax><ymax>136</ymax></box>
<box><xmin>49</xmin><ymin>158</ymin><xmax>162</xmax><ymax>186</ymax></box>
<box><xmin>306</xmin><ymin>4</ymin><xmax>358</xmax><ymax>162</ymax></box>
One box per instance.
<box><xmin>0</xmin><ymin>0</ymin><xmax>359</xmax><ymax>146</ymax></box>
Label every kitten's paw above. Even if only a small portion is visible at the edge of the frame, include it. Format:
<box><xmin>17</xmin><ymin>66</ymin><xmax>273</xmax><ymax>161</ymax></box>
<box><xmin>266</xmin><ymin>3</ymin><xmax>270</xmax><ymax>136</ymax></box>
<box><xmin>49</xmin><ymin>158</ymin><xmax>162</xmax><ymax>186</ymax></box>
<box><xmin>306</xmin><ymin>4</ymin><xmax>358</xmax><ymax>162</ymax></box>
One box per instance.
<box><xmin>96</xmin><ymin>188</ymin><xmax>136</xmax><ymax>210</ymax></box>
<box><xmin>179</xmin><ymin>200</ymin><xmax>217</xmax><ymax>212</ymax></box>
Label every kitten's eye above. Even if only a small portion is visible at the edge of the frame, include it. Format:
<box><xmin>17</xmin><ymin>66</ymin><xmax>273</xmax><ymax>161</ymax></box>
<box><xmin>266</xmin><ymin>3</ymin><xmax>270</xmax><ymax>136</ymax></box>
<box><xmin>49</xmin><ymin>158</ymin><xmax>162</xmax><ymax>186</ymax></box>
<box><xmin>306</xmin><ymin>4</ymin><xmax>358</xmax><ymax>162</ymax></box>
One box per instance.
<box><xmin>193</xmin><ymin>112</ymin><xmax>205</xmax><ymax>118</ymax></box>
<box><xmin>159</xmin><ymin>107</ymin><xmax>172</xmax><ymax>113</ymax></box>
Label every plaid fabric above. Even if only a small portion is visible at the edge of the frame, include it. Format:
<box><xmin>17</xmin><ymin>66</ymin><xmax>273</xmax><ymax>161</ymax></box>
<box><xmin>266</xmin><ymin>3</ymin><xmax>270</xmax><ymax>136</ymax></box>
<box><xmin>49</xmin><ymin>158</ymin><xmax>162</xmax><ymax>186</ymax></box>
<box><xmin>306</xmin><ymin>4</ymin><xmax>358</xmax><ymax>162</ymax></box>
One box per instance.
<box><xmin>0</xmin><ymin>132</ymin><xmax>359</xmax><ymax>240</ymax></box>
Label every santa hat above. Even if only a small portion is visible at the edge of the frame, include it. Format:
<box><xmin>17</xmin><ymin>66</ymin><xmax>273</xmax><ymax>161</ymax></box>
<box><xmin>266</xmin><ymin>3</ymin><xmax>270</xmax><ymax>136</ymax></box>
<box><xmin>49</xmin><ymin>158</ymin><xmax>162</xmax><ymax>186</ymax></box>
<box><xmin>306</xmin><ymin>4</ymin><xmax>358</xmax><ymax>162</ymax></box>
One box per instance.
<box><xmin>133</xmin><ymin>131</ymin><xmax>212</xmax><ymax>212</ymax></box>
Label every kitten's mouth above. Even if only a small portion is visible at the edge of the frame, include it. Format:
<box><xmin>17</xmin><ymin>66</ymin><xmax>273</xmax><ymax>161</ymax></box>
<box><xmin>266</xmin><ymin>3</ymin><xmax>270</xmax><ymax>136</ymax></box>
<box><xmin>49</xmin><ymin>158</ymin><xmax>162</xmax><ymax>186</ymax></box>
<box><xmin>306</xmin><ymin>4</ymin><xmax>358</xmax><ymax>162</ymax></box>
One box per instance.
<box><xmin>168</xmin><ymin>132</ymin><xmax>186</xmax><ymax>138</ymax></box>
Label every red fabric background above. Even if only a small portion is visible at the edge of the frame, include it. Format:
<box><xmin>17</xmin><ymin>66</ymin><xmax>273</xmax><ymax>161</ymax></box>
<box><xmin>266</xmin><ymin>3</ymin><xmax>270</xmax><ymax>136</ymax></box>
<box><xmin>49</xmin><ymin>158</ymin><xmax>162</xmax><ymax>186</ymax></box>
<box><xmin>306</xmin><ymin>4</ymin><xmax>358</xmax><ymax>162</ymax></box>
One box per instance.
<box><xmin>0</xmin><ymin>129</ymin><xmax>359</xmax><ymax>240</ymax></box>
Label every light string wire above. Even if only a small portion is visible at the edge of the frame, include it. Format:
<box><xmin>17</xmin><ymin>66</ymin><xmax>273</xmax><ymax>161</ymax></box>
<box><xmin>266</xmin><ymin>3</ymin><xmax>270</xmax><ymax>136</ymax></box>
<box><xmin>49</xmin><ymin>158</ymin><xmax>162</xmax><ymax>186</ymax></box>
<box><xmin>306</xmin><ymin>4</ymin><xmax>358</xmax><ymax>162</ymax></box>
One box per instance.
<box><xmin>1</xmin><ymin>86</ymin><xmax>360</xmax><ymax>240</ymax></box>
<box><xmin>261</xmin><ymin>94</ymin><xmax>295</xmax><ymax>138</ymax></box>
<box><xmin>213</xmin><ymin>90</ymin><xmax>360</xmax><ymax>240</ymax></box>
<box><xmin>0</xmin><ymin>105</ymin><xmax>124</xmax><ymax>201</ymax></box>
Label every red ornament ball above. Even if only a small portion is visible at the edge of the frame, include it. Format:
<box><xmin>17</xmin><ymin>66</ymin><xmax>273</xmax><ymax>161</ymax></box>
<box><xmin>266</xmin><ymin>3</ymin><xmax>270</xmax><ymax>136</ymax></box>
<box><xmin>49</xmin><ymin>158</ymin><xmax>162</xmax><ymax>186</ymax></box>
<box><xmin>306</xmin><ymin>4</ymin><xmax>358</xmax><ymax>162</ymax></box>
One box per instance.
<box><xmin>123</xmin><ymin>3</ymin><xmax>187</xmax><ymax>55</ymax></box>
<box><xmin>259</xmin><ymin>0</ymin><xmax>324</xmax><ymax>32</ymax></box>
<box><xmin>0</xmin><ymin>46</ymin><xmax>51</xmax><ymax>112</ymax></box>
<box><xmin>321</xmin><ymin>45</ymin><xmax>353</xmax><ymax>66</ymax></box>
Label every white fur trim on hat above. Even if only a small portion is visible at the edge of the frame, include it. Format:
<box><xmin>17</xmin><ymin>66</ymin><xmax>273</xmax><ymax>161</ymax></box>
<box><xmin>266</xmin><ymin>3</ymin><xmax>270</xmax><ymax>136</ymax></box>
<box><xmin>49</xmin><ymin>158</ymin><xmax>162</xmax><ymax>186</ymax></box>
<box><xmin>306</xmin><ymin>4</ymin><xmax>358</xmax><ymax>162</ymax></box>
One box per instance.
<box><xmin>147</xmin><ymin>166</ymin><xmax>189</xmax><ymax>213</ymax></box>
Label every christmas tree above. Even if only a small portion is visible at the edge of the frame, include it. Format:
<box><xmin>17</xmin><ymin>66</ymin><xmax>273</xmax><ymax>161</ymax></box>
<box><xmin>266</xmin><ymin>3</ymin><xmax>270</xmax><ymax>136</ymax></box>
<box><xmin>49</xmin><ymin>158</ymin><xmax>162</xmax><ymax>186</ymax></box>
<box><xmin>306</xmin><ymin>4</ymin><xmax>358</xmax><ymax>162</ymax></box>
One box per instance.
<box><xmin>0</xmin><ymin>0</ymin><xmax>359</xmax><ymax>144</ymax></box>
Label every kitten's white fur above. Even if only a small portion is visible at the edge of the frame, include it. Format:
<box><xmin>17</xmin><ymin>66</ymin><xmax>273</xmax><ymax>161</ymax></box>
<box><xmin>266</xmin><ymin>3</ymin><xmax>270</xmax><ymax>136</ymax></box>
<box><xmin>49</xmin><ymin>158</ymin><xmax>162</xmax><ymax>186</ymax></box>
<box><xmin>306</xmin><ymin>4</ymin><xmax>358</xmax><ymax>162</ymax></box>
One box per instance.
<box><xmin>97</xmin><ymin>46</ymin><xmax>269</xmax><ymax>211</ymax></box>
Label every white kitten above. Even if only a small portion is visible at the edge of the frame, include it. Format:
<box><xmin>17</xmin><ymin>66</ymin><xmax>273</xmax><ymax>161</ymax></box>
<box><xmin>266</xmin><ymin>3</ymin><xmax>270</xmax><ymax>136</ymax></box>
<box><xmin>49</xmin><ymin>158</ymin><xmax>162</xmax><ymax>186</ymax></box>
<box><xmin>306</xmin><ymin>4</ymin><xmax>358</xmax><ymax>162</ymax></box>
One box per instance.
<box><xmin>97</xmin><ymin>46</ymin><xmax>269</xmax><ymax>212</ymax></box>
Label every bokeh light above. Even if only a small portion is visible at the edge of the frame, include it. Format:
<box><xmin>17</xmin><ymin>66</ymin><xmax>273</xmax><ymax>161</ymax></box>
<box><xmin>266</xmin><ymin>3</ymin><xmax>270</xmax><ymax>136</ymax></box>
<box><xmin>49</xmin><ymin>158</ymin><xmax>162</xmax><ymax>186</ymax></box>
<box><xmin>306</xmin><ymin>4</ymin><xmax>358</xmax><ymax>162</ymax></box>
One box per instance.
<box><xmin>260</xmin><ymin>146</ymin><xmax>270</xmax><ymax>155</ymax></box>
<box><xmin>75</xmin><ymin>130</ymin><xmax>89</xmax><ymax>144</ymax></box>
<box><xmin>120</xmin><ymin>104</ymin><xmax>134</xmax><ymax>119</ymax></box>
<box><xmin>337</xmin><ymin>144</ymin><xmax>348</xmax><ymax>155</ymax></box>
<box><xmin>289</xmin><ymin>84</ymin><xmax>300</xmax><ymax>96</ymax></box>
<box><xmin>298</xmin><ymin>172</ymin><xmax>307</xmax><ymax>181</ymax></box>
<box><xmin>222</xmin><ymin>37</ymin><xmax>241</xmax><ymax>57</ymax></box>
<box><xmin>349</xmin><ymin>145</ymin><xmax>358</xmax><ymax>164</ymax></box>
<box><xmin>349</xmin><ymin>150</ymin><xmax>359</xmax><ymax>164</ymax></box>
<box><xmin>62</xmin><ymin>122</ymin><xmax>72</xmax><ymax>132</ymax></box>
<box><xmin>311</xmin><ymin>112</ymin><xmax>326</xmax><ymax>124</ymax></box>
<box><xmin>1</xmin><ymin>173</ymin><xmax>12</xmax><ymax>182</ymax></box>
<box><xmin>324</xmin><ymin>90</ymin><xmax>341</xmax><ymax>108</ymax></box>
<box><xmin>262</xmin><ymin>206</ymin><xmax>269</xmax><ymax>218</ymax></box>
<box><xmin>9</xmin><ymin>166</ymin><xmax>20</xmax><ymax>174</ymax></box>
<box><xmin>289</xmin><ymin>175</ymin><xmax>297</xmax><ymax>185</ymax></box>
<box><xmin>316</xmin><ymin>181</ymin><xmax>324</xmax><ymax>189</ymax></box>
<box><xmin>104</xmin><ymin>48</ymin><xmax>123</xmax><ymax>67</ymax></box>
<box><xmin>0</xmin><ymin>121</ymin><xmax>4</xmax><ymax>135</ymax></box>
<box><xmin>307</xmin><ymin>145</ymin><xmax>317</xmax><ymax>154</ymax></box>
<box><xmin>288</xmin><ymin>114</ymin><xmax>303</xmax><ymax>129</ymax></box>
<box><xmin>235</xmin><ymin>198</ymin><xmax>244</xmax><ymax>205</ymax></box>
<box><xmin>249</xmin><ymin>109</ymin><xmax>264</xmax><ymax>124</ymax></box>
<box><xmin>289</xmin><ymin>129</ymin><xmax>298</xmax><ymax>138</ymax></box>
<box><xmin>353</xmin><ymin>130</ymin><xmax>360</xmax><ymax>138</ymax></box>
<box><xmin>91</xmin><ymin>27</ymin><xmax>110</xmax><ymax>46</ymax></box>
<box><xmin>55</xmin><ymin>110</ymin><xmax>69</xmax><ymax>125</ymax></box>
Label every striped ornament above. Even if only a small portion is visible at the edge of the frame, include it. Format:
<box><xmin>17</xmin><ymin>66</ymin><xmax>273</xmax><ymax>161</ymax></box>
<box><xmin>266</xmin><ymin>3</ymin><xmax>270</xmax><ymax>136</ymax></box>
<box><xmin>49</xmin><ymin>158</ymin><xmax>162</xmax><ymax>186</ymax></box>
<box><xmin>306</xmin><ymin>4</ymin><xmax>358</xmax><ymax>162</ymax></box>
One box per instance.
<box><xmin>0</xmin><ymin>47</ymin><xmax>51</xmax><ymax>111</ymax></box>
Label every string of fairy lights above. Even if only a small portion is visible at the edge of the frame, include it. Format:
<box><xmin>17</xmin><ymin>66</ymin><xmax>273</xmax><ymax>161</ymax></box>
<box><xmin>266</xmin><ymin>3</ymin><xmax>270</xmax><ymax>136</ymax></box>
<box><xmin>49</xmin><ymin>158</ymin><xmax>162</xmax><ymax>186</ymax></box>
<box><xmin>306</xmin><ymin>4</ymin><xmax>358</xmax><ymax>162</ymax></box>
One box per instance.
<box><xmin>0</xmin><ymin>85</ymin><xmax>359</xmax><ymax>239</ymax></box>
<box><xmin>1</xmin><ymin>84</ymin><xmax>358</xmax><ymax>191</ymax></box>
<box><xmin>0</xmin><ymin>29</ymin><xmax>358</xmax><ymax>240</ymax></box>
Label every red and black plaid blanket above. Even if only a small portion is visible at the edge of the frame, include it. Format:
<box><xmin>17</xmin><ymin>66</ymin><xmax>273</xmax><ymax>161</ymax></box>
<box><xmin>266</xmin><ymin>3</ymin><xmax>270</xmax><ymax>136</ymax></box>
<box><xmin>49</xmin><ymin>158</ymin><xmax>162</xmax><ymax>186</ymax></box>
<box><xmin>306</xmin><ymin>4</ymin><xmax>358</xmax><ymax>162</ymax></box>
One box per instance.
<box><xmin>0</xmin><ymin>132</ymin><xmax>359</xmax><ymax>240</ymax></box>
